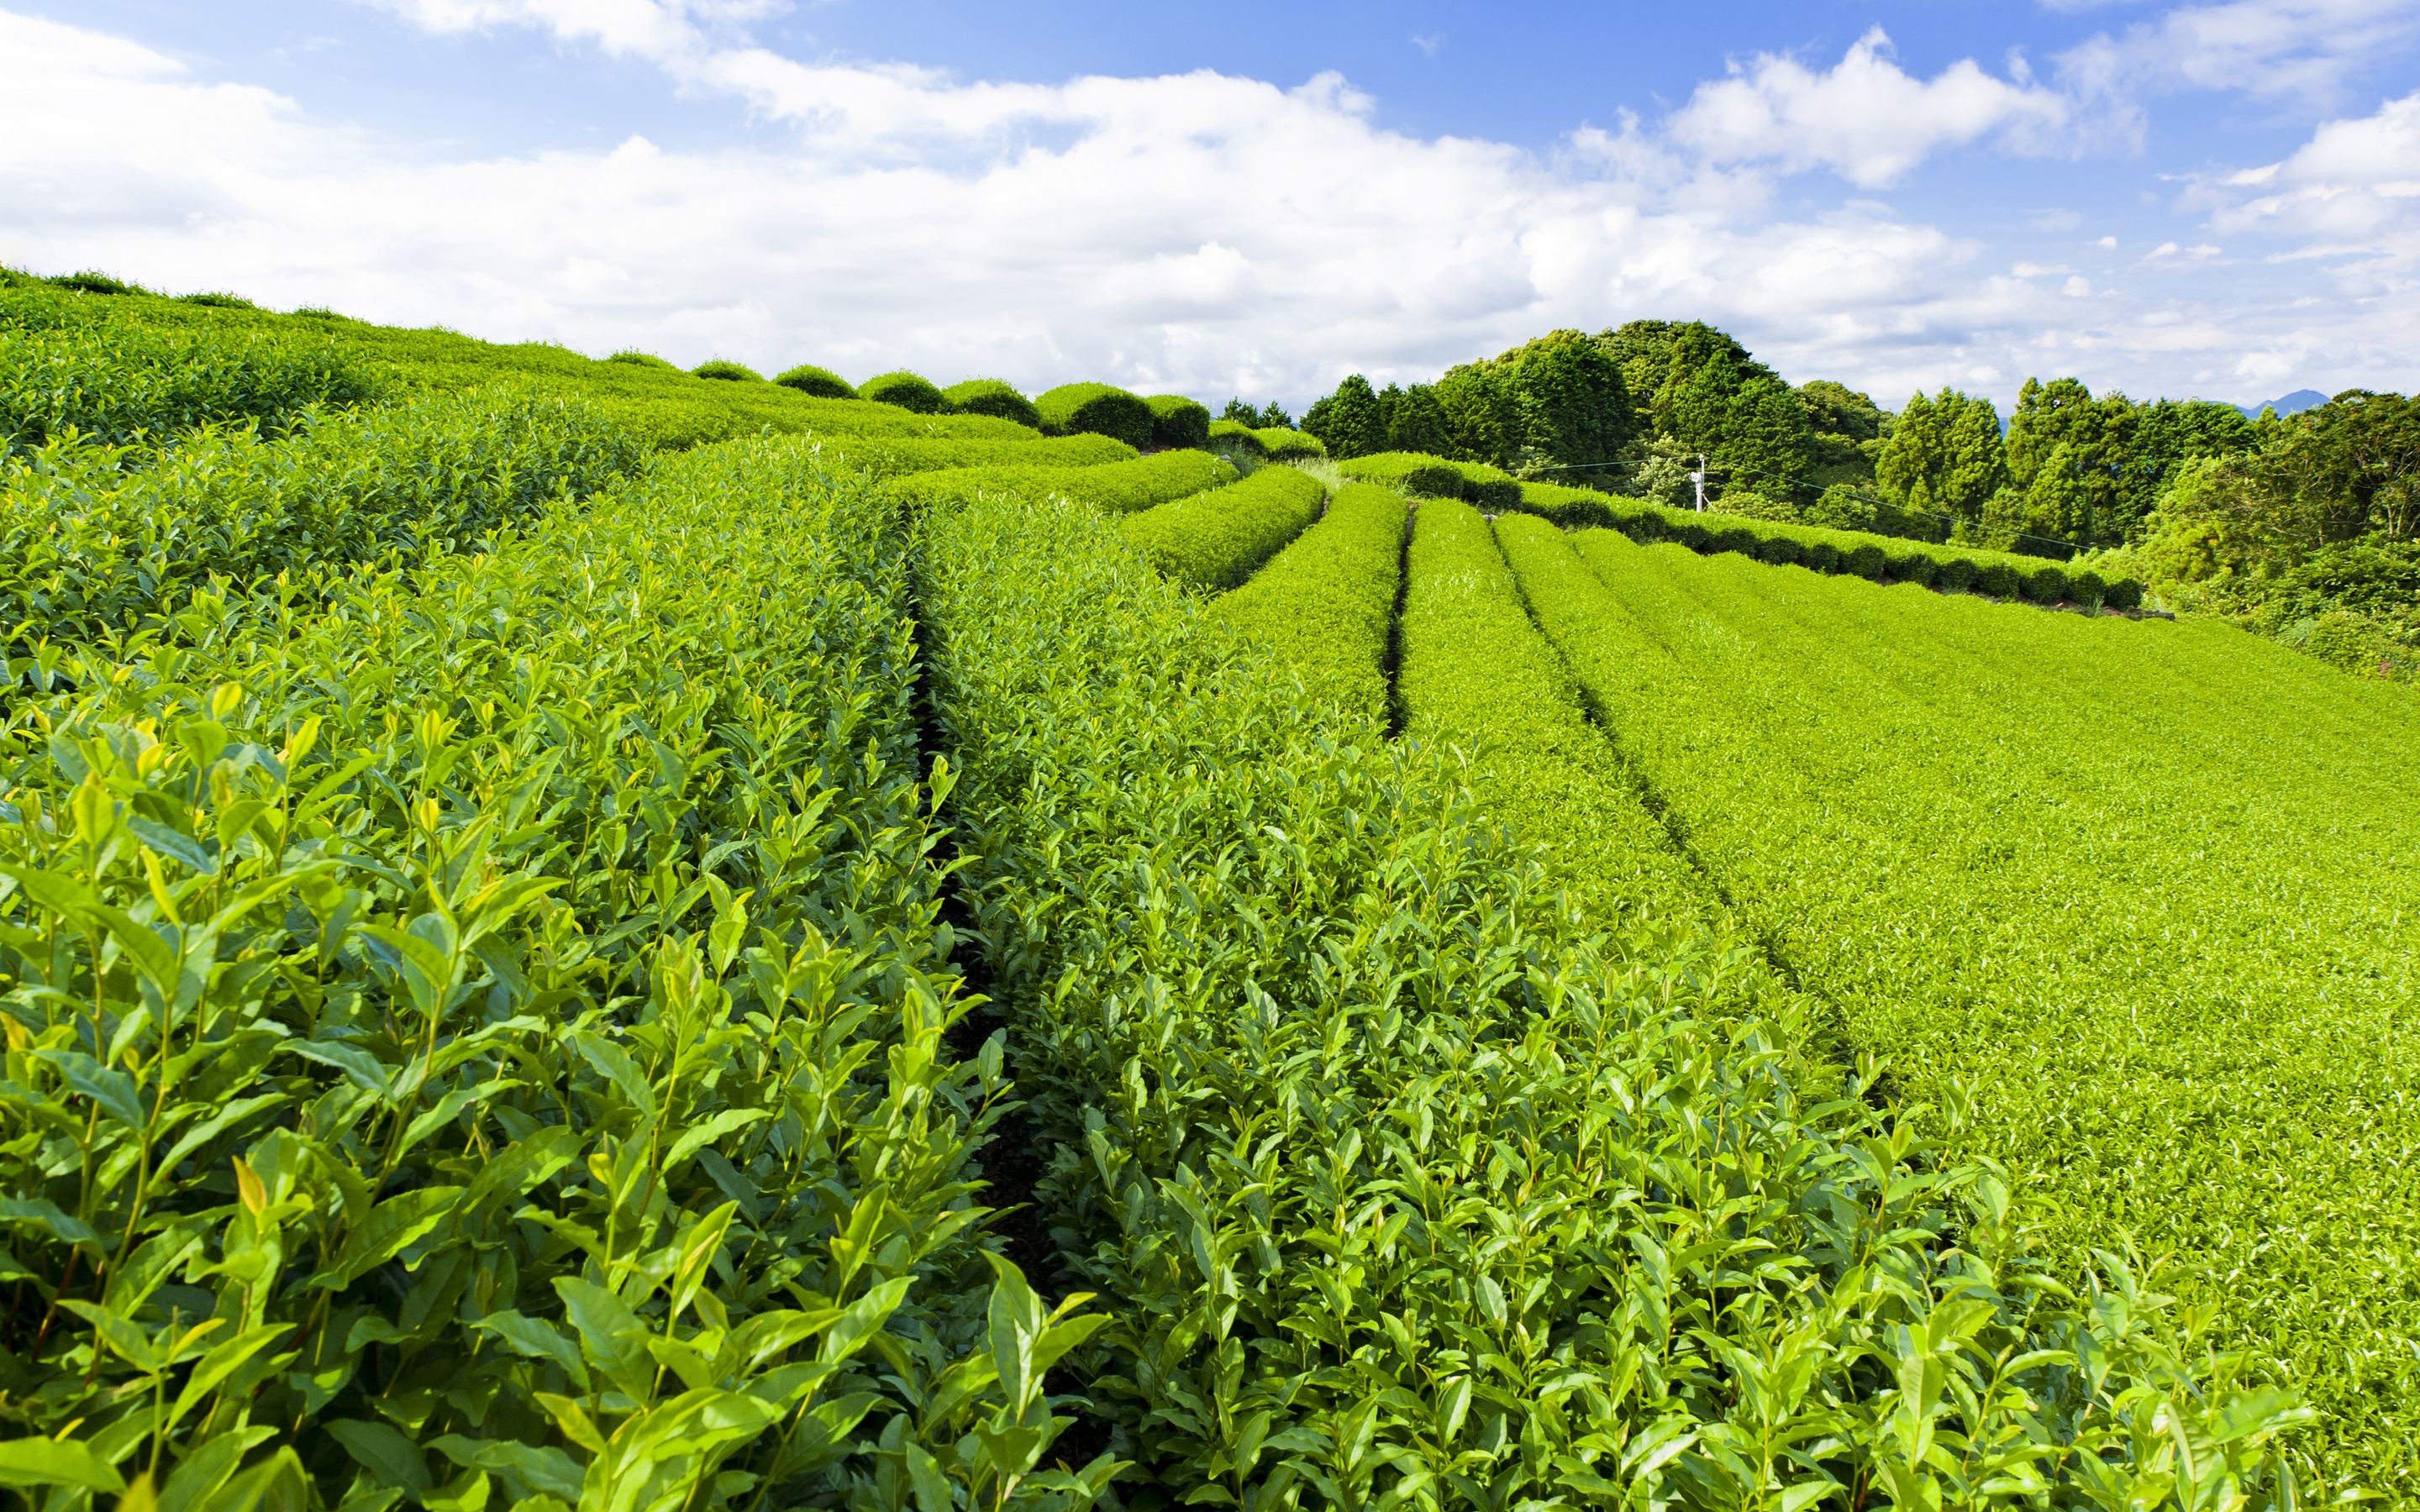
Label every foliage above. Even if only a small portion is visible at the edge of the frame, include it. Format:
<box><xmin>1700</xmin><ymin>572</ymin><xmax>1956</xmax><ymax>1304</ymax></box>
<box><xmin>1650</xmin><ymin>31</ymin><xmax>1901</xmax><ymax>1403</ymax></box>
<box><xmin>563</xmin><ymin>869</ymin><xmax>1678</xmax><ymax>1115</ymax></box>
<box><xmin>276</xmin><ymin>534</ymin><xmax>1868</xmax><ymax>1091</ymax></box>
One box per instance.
<box><xmin>1034</xmin><ymin>384</ymin><xmax>1153</xmax><ymax>448</ymax></box>
<box><xmin>1252</xmin><ymin>428</ymin><xmax>1323</xmax><ymax>462</ymax></box>
<box><xmin>1</xmin><ymin>386</ymin><xmax>644</xmax><ymax>645</ymax></box>
<box><xmin>776</xmin><ymin>365</ymin><xmax>860</xmax><ymax>400</ymax></box>
<box><xmin>1876</xmin><ymin>387</ymin><xmax>2007</xmax><ymax>534</ymax></box>
<box><xmin>1205</xmin><ymin>418</ymin><xmax>1265</xmax><ymax>462</ymax></box>
<box><xmin>890</xmin><ymin>449</ymin><xmax>1234</xmax><ymax>513</ymax></box>
<box><xmin>813</xmin><ymin>433</ymin><xmax>1134</xmax><ymax>480</ymax></box>
<box><xmin>605</xmin><ymin>350</ymin><xmax>676</xmax><ymax>370</ymax></box>
<box><xmin>1533</xmin><ymin>526</ymin><xmax>2407</xmax><ymax>1489</ymax></box>
<box><xmin>941</xmin><ymin>379</ymin><xmax>1041</xmax><ymax>431</ymax></box>
<box><xmin>1336</xmin><ymin>451</ymin><xmax>1515</xmax><ymax>507</ymax></box>
<box><xmin>0</xmin><ymin>436</ymin><xmax>1119</xmax><ymax>1510</ymax></box>
<box><xmin>46</xmin><ymin>270</ymin><xmax>150</xmax><ymax>297</ymax></box>
<box><xmin>860</xmin><ymin>370</ymin><xmax>947</xmax><ymax>414</ymax></box>
<box><xmin>1218</xmin><ymin>397</ymin><xmax>1292</xmax><ymax>430</ymax></box>
<box><xmin>688</xmin><ymin>360</ymin><xmax>762</xmax><ymax>382</ymax></box>
<box><xmin>1142</xmin><ymin>395</ymin><xmax>1210</xmax><ymax>450</ymax></box>
<box><xmin>3</xmin><ymin>316</ymin><xmax>387</xmax><ymax>456</ymax></box>
<box><xmin>1798</xmin><ymin>380</ymin><xmax>1890</xmax><ymax>488</ymax></box>
<box><xmin>1300</xmin><ymin>374</ymin><xmax>1386</xmax><ymax>459</ymax></box>
<box><xmin>1116</xmin><ymin>461</ymin><xmax>1324</xmax><ymax>591</ymax></box>
<box><xmin>1212</xmin><ymin>481</ymin><xmax>1406</xmax><ymax>724</ymax></box>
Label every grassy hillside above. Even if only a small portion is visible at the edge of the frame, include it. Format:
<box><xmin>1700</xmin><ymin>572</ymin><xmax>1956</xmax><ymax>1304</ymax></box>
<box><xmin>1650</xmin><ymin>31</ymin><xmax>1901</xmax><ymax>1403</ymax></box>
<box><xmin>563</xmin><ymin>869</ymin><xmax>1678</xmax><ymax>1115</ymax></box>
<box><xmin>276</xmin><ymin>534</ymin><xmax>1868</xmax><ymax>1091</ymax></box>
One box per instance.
<box><xmin>0</xmin><ymin>281</ymin><xmax>2346</xmax><ymax>1510</ymax></box>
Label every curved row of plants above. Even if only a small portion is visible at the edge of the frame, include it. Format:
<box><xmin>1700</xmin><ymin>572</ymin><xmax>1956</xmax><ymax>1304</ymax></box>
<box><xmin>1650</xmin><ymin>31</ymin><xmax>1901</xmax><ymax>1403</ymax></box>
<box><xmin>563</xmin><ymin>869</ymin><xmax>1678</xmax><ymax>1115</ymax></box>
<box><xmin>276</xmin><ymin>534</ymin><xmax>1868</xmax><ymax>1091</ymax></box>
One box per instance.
<box><xmin>916</xmin><ymin>483</ymin><xmax>2301</xmax><ymax>1512</ymax></box>
<box><xmin>0</xmin><ymin>438</ymin><xmax>1107</xmax><ymax>1510</ymax></box>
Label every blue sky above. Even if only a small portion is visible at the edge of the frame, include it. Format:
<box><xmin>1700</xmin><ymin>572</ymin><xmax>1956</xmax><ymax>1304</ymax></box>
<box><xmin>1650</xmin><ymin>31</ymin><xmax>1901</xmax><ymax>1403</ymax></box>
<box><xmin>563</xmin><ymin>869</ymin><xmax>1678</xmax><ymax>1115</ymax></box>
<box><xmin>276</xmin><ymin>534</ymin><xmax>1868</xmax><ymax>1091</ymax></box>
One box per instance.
<box><xmin>8</xmin><ymin>0</ymin><xmax>2420</xmax><ymax>412</ymax></box>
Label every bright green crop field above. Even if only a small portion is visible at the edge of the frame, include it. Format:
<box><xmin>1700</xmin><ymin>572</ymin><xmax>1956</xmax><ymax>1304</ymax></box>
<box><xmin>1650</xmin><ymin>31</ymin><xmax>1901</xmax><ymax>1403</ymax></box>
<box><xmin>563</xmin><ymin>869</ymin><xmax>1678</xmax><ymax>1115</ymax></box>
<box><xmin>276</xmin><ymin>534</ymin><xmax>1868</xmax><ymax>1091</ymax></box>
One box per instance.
<box><xmin>0</xmin><ymin>273</ymin><xmax>2393</xmax><ymax>1510</ymax></box>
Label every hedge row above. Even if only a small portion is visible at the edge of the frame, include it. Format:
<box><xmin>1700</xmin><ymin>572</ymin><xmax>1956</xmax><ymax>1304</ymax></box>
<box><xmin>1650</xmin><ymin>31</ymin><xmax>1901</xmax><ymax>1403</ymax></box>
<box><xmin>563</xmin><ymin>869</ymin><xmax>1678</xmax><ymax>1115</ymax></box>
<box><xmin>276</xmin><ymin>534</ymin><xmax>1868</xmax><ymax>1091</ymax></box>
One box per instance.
<box><xmin>1212</xmin><ymin>481</ymin><xmax>1406</xmax><ymax>725</ymax></box>
<box><xmin>943</xmin><ymin>377</ymin><xmax>1044</xmax><ymax>430</ymax></box>
<box><xmin>1515</xmin><ymin>483</ymin><xmax>2144</xmax><ymax>609</ymax></box>
<box><xmin>1400</xmin><ymin>498</ymin><xmax>1714</xmax><ymax>920</ymax></box>
<box><xmin>0</xmin><ymin>436</ymin><xmax>1102</xmax><ymax>1509</ymax></box>
<box><xmin>1036</xmin><ymin>382</ymin><xmax>1154</xmax><ymax>447</ymax></box>
<box><xmin>3</xmin><ymin>313</ymin><xmax>387</xmax><ymax>455</ymax></box>
<box><xmin>814</xmin><ymin>430</ymin><xmax>1134</xmax><ymax>480</ymax></box>
<box><xmin>888</xmin><ymin>448</ymin><xmax>1234</xmax><ymax>512</ymax></box>
<box><xmin>915</xmin><ymin>484</ymin><xmax>2256</xmax><ymax>1512</ymax></box>
<box><xmin>1117</xmin><ymin>459</ymin><xmax>1325</xmax><ymax>591</ymax></box>
<box><xmin>859</xmin><ymin>370</ymin><xmax>947</xmax><ymax>412</ymax></box>
<box><xmin>1337</xmin><ymin>449</ymin><xmax>1518</xmax><ymax>508</ymax></box>
<box><xmin>1144</xmin><ymin>393</ymin><xmax>1210</xmax><ymax>449</ymax></box>
<box><xmin>3</xmin><ymin>385</ymin><xmax>644</xmax><ymax>647</ymax></box>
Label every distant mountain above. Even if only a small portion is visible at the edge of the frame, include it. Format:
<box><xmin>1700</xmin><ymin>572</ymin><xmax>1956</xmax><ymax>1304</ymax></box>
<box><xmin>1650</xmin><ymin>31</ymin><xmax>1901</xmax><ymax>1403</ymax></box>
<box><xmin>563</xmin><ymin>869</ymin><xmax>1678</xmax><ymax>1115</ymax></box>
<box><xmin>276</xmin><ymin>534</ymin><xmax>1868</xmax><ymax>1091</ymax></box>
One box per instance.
<box><xmin>2238</xmin><ymin>388</ymin><xmax>2328</xmax><ymax>419</ymax></box>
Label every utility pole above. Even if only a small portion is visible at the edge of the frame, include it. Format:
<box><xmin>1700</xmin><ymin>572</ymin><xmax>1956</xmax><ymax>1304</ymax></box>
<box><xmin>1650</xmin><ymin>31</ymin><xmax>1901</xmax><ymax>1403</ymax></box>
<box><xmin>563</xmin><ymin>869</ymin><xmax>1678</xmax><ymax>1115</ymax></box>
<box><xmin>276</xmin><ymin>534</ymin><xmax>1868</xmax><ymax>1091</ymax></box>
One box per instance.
<box><xmin>1690</xmin><ymin>454</ymin><xmax>1707</xmax><ymax>512</ymax></box>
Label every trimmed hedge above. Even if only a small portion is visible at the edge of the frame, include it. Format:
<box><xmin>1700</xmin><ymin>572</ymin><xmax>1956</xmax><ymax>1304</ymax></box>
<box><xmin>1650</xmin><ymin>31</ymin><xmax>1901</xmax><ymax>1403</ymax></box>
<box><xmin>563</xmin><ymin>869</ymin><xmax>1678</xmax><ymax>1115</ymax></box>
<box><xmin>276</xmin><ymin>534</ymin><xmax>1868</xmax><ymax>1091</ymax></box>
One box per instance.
<box><xmin>1255</xmin><ymin>427</ymin><xmax>1326</xmax><ymax>461</ymax></box>
<box><xmin>692</xmin><ymin>359</ymin><xmax>762</xmax><ymax>381</ymax></box>
<box><xmin>775</xmin><ymin>363</ymin><xmax>858</xmax><ymax>398</ymax></box>
<box><xmin>1498</xmin><ymin>481</ymin><xmax>2147</xmax><ymax>609</ymax></box>
<box><xmin>1337</xmin><ymin>450</ymin><xmax>1516</xmax><ymax>509</ymax></box>
<box><xmin>607</xmin><ymin>349</ymin><xmax>677</xmax><ymax>370</ymax></box>
<box><xmin>1037</xmin><ymin>382</ymin><xmax>1155</xmax><ymax>447</ymax></box>
<box><xmin>1118</xmin><ymin>461</ymin><xmax>1326</xmax><ymax>591</ymax></box>
<box><xmin>1145</xmin><ymin>394</ymin><xmax>1213</xmax><ymax>449</ymax></box>
<box><xmin>861</xmin><ymin>370</ymin><xmax>947</xmax><ymax>413</ymax></box>
<box><xmin>889</xmin><ymin>449</ymin><xmax>1236</xmax><ymax>513</ymax></box>
<box><xmin>1213</xmin><ymin>482</ymin><xmax>1407</xmax><ymax>724</ymax></box>
<box><xmin>814</xmin><ymin>432</ymin><xmax>1135</xmax><ymax>480</ymax></box>
<box><xmin>943</xmin><ymin>378</ymin><xmax>1043</xmax><ymax>430</ymax></box>
<box><xmin>1207</xmin><ymin>418</ymin><xmax>1265</xmax><ymax>457</ymax></box>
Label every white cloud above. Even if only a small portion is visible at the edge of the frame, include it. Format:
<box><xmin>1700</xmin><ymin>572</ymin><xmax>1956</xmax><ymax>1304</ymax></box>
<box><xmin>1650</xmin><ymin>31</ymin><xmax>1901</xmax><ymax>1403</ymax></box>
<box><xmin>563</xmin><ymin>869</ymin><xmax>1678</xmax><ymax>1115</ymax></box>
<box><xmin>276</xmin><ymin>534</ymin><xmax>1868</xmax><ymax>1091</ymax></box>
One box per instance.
<box><xmin>2055</xmin><ymin>0</ymin><xmax>2420</xmax><ymax>113</ymax></box>
<box><xmin>3</xmin><ymin>4</ymin><xmax>2419</xmax><ymax>412</ymax></box>
<box><xmin>2202</xmin><ymin>91</ymin><xmax>2420</xmax><ymax>249</ymax></box>
<box><xmin>1668</xmin><ymin>28</ymin><xmax>2072</xmax><ymax>187</ymax></box>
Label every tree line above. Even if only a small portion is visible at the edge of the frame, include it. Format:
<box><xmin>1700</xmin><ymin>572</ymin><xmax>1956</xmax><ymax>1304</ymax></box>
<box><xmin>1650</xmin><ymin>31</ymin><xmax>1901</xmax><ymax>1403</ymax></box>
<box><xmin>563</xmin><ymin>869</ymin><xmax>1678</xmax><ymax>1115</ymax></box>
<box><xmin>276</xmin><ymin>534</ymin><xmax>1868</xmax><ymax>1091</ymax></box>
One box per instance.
<box><xmin>1270</xmin><ymin>321</ymin><xmax>2420</xmax><ymax>674</ymax></box>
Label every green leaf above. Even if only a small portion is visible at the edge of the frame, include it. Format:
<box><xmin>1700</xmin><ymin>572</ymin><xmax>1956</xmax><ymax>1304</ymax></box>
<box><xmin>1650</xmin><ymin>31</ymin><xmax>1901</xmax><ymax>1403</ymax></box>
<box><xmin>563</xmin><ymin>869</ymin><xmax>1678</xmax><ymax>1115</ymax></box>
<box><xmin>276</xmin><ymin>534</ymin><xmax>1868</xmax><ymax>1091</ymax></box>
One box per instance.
<box><xmin>34</xmin><ymin>1047</ymin><xmax>147</xmax><ymax>1130</ymax></box>
<box><xmin>318</xmin><ymin>1186</ymin><xmax>463</xmax><ymax>1287</ymax></box>
<box><xmin>326</xmin><ymin>1420</ymin><xmax>433</xmax><ymax>1494</ymax></box>
<box><xmin>0</xmin><ymin>1437</ymin><xmax>128</xmax><ymax>1492</ymax></box>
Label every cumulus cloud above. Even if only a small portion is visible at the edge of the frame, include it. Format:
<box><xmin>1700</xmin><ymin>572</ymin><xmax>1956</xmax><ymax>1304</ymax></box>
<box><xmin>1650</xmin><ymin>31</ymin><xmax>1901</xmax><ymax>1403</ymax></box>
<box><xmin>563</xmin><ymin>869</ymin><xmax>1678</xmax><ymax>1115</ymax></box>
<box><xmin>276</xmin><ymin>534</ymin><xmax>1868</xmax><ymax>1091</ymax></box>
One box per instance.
<box><xmin>2055</xmin><ymin>0</ymin><xmax>2420</xmax><ymax>113</ymax></box>
<box><xmin>1669</xmin><ymin>29</ymin><xmax>2072</xmax><ymax>187</ymax></box>
<box><xmin>3</xmin><ymin>3</ymin><xmax>2418</xmax><ymax>409</ymax></box>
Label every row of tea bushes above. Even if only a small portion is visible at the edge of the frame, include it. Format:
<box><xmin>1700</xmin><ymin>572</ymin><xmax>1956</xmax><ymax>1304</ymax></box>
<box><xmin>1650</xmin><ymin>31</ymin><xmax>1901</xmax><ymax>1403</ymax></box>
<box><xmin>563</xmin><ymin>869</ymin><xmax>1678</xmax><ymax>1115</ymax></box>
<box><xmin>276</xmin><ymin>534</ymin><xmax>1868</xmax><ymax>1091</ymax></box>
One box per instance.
<box><xmin>1211</xmin><ymin>481</ymin><xmax>1407</xmax><ymax>725</ymax></box>
<box><xmin>0</xmin><ymin>436</ymin><xmax>1115</xmax><ymax>1509</ymax></box>
<box><xmin>1117</xmin><ymin>461</ymin><xmax>1326</xmax><ymax>591</ymax></box>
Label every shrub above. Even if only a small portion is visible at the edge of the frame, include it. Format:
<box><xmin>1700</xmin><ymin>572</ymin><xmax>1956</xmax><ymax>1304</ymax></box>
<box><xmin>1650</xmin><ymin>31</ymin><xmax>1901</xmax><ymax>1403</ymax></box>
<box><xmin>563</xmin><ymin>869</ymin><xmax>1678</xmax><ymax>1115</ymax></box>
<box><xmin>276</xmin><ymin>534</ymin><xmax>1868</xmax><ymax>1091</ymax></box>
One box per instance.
<box><xmin>1145</xmin><ymin>393</ymin><xmax>1213</xmax><ymax>449</ymax></box>
<box><xmin>177</xmin><ymin>291</ymin><xmax>259</xmax><ymax>309</ymax></box>
<box><xmin>1975</xmin><ymin>560</ymin><xmax>2020</xmax><ymax>598</ymax></box>
<box><xmin>1846</xmin><ymin>542</ymin><xmax>1889</xmax><ymax>580</ymax></box>
<box><xmin>1459</xmin><ymin>461</ymin><xmax>1524</xmax><ymax>511</ymax></box>
<box><xmin>2105</xmin><ymin>575</ymin><xmax>2144</xmax><ymax>612</ymax></box>
<box><xmin>1712</xmin><ymin>526</ymin><xmax>1762</xmax><ymax>557</ymax></box>
<box><xmin>2022</xmin><ymin>563</ymin><xmax>2071</xmax><ymax>602</ymax></box>
<box><xmin>1037</xmin><ymin>382</ymin><xmax>1155</xmax><ymax>446</ymax></box>
<box><xmin>943</xmin><ymin>377</ymin><xmax>1041</xmax><ymax>429</ymax></box>
<box><xmin>776</xmin><ymin>363</ymin><xmax>860</xmax><ymax>399</ymax></box>
<box><xmin>1338</xmin><ymin>452</ymin><xmax>1466</xmax><ymax>498</ymax></box>
<box><xmin>891</xmin><ymin>449</ymin><xmax>1236</xmax><ymax>514</ymax></box>
<box><xmin>1256</xmin><ymin>426</ymin><xmax>1327</xmax><ymax>461</ymax></box>
<box><xmin>1207</xmin><ymin>417</ymin><xmax>1266</xmax><ymax>457</ymax></box>
<box><xmin>1118</xmin><ymin>462</ymin><xmax>1326</xmax><ymax>591</ymax></box>
<box><xmin>1516</xmin><ymin>481</ymin><xmax>1620</xmax><ymax>529</ymax></box>
<box><xmin>1213</xmin><ymin>482</ymin><xmax>1407</xmax><ymax>723</ymax></box>
<box><xmin>859</xmin><ymin>370</ymin><xmax>945</xmax><ymax>412</ymax></box>
<box><xmin>607</xmin><ymin>349</ymin><xmax>677</xmax><ymax>369</ymax></box>
<box><xmin>3</xmin><ymin>318</ymin><xmax>387</xmax><ymax>454</ymax></box>
<box><xmin>46</xmin><ymin>269</ymin><xmax>145</xmax><ymax>296</ymax></box>
<box><xmin>1936</xmin><ymin>556</ymin><xmax>1978</xmax><ymax>593</ymax></box>
<box><xmin>692</xmin><ymin>359</ymin><xmax>763</xmax><ymax>381</ymax></box>
<box><xmin>1804</xmin><ymin>540</ymin><xmax>1840</xmax><ymax>574</ymax></box>
<box><xmin>2069</xmin><ymin>568</ymin><xmax>2107</xmax><ymax>611</ymax></box>
<box><xmin>1759</xmin><ymin>535</ymin><xmax>1805</xmax><ymax>567</ymax></box>
<box><xmin>1887</xmin><ymin>549</ymin><xmax>1939</xmax><ymax>586</ymax></box>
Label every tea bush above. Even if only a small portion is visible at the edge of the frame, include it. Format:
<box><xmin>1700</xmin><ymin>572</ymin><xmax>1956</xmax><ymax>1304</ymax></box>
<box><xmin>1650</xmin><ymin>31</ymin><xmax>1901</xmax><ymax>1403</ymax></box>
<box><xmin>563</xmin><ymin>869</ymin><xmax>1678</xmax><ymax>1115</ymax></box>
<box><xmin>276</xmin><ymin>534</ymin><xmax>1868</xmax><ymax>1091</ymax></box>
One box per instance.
<box><xmin>1116</xmin><ymin>459</ymin><xmax>1324</xmax><ymax>590</ymax></box>
<box><xmin>688</xmin><ymin>360</ymin><xmax>761</xmax><ymax>382</ymax></box>
<box><xmin>1034</xmin><ymin>383</ymin><xmax>1153</xmax><ymax>447</ymax></box>
<box><xmin>860</xmin><ymin>370</ymin><xmax>947</xmax><ymax>413</ymax></box>
<box><xmin>774</xmin><ymin>363</ymin><xmax>857</xmax><ymax>398</ymax></box>
<box><xmin>890</xmin><ymin>449</ymin><xmax>1234</xmax><ymax>513</ymax></box>
<box><xmin>1213</xmin><ymin>481</ymin><xmax>1406</xmax><ymax>724</ymax></box>
<box><xmin>941</xmin><ymin>378</ymin><xmax>1041</xmax><ymax>430</ymax></box>
<box><xmin>1143</xmin><ymin>394</ymin><xmax>1210</xmax><ymax>449</ymax></box>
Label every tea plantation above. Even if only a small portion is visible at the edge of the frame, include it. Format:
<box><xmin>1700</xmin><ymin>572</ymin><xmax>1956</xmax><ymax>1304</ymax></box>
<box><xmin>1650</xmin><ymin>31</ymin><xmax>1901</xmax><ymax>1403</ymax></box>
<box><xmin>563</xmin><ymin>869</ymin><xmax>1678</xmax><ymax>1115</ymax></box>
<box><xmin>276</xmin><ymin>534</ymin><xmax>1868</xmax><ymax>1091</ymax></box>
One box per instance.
<box><xmin>0</xmin><ymin>276</ymin><xmax>2395</xmax><ymax>1511</ymax></box>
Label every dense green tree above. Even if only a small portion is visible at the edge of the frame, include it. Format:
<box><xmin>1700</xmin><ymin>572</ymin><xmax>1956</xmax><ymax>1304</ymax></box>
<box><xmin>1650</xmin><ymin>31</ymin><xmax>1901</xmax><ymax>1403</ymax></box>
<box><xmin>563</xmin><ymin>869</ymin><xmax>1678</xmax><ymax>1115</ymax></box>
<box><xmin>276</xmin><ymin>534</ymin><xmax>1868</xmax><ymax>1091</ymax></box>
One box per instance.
<box><xmin>1386</xmin><ymin>381</ymin><xmax>1453</xmax><ymax>454</ymax></box>
<box><xmin>1876</xmin><ymin>387</ymin><xmax>2007</xmax><ymax>530</ymax></box>
<box><xmin>1221</xmin><ymin>397</ymin><xmax>1295</xmax><ymax>429</ymax></box>
<box><xmin>2116</xmin><ymin>399</ymin><xmax>2258</xmax><ymax>534</ymax></box>
<box><xmin>1718</xmin><ymin>377</ymin><xmax>1815</xmax><ymax>496</ymax></box>
<box><xmin>1434</xmin><ymin>364</ymin><xmax>1521</xmax><ymax>467</ymax></box>
<box><xmin>1594</xmin><ymin>321</ymin><xmax>1807</xmax><ymax>497</ymax></box>
<box><xmin>1798</xmin><ymin>381</ymin><xmax>1890</xmax><ymax>488</ymax></box>
<box><xmin>1302</xmin><ymin>374</ymin><xmax>1387</xmax><ymax>459</ymax></box>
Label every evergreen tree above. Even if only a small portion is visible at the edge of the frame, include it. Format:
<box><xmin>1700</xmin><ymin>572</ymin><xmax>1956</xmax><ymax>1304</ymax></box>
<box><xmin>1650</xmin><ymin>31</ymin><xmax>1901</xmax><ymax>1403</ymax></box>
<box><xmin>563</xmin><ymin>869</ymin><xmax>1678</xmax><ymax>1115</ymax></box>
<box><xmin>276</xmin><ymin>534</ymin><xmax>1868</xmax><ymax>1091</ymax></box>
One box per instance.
<box><xmin>1302</xmin><ymin>375</ymin><xmax>1388</xmax><ymax>459</ymax></box>
<box><xmin>1388</xmin><ymin>382</ymin><xmax>1452</xmax><ymax>454</ymax></box>
<box><xmin>1876</xmin><ymin>387</ymin><xmax>2007</xmax><ymax>532</ymax></box>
